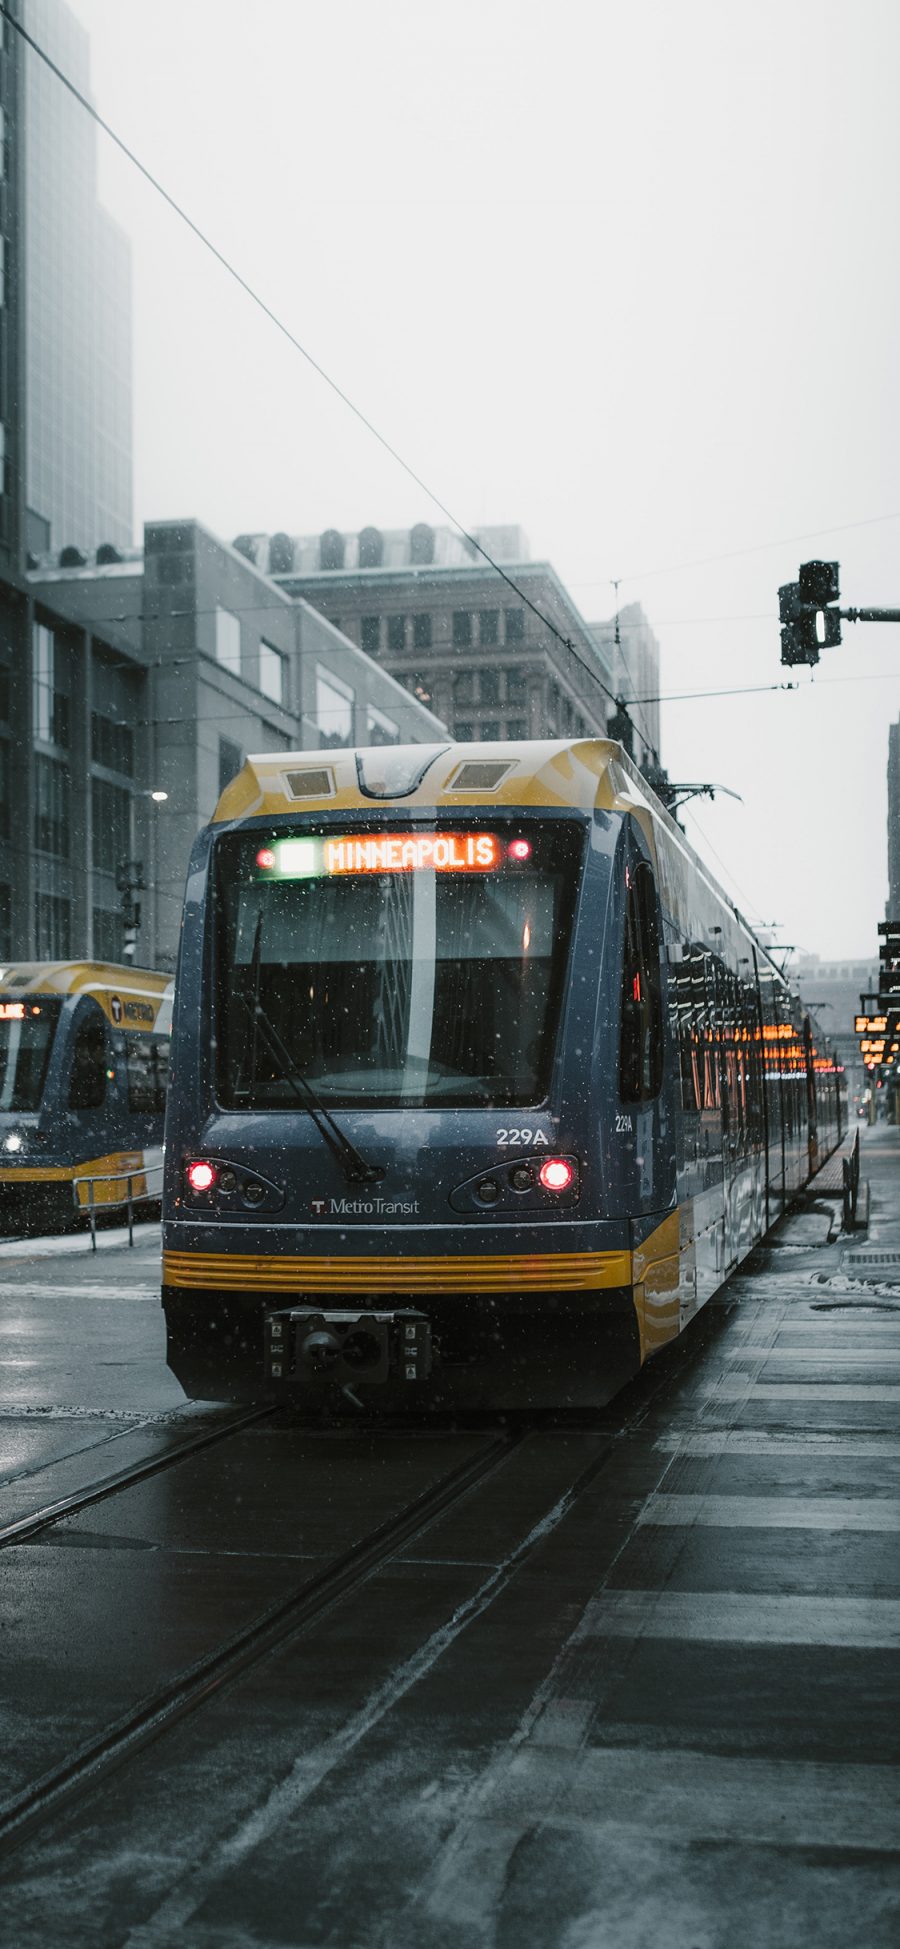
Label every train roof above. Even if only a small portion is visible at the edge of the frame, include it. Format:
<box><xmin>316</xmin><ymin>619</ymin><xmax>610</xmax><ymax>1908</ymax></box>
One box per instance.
<box><xmin>207</xmin><ymin>740</ymin><xmax>837</xmax><ymax>1050</ymax></box>
<box><xmin>0</xmin><ymin>962</ymin><xmax>172</xmax><ymax>1010</ymax></box>
<box><xmin>213</xmin><ymin>739</ymin><xmax>652</xmax><ymax>824</ymax></box>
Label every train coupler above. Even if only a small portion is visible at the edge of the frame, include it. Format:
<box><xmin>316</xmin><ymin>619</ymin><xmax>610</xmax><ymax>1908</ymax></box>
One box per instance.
<box><xmin>264</xmin><ymin>1307</ymin><xmax>433</xmax><ymax>1390</ymax></box>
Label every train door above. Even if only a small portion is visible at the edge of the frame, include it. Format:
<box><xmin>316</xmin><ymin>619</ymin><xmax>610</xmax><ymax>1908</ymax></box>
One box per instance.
<box><xmin>65</xmin><ymin>1001</ymin><xmax>110</xmax><ymax>1177</ymax></box>
<box><xmin>619</xmin><ymin>851</ymin><xmax>679</xmax><ymax>1355</ymax></box>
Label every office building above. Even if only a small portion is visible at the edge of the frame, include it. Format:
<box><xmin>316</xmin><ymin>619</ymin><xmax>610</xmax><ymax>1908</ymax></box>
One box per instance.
<box><xmin>236</xmin><ymin>523</ymin><xmax>642</xmax><ymax>756</ymax></box>
<box><xmin>0</xmin><ymin>0</ymin><xmax>132</xmax><ymax>568</ymax></box>
<box><xmin>7</xmin><ymin>520</ymin><xmax>444</xmax><ymax>969</ymax></box>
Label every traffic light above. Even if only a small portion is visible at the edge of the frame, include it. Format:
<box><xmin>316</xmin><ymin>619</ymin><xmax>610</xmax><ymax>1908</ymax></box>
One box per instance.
<box><xmin>798</xmin><ymin>559</ymin><xmax>839</xmax><ymax>608</ymax></box>
<box><xmin>779</xmin><ymin>582</ymin><xmax>819</xmax><ymax>665</ymax></box>
<box><xmin>779</xmin><ymin>561</ymin><xmax>842</xmax><ymax>665</ymax></box>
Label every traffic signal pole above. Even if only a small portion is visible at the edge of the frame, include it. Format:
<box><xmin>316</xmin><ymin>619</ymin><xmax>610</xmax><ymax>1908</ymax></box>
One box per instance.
<box><xmin>779</xmin><ymin>560</ymin><xmax>900</xmax><ymax>666</ymax></box>
<box><xmin>840</xmin><ymin>607</ymin><xmax>900</xmax><ymax>624</ymax></box>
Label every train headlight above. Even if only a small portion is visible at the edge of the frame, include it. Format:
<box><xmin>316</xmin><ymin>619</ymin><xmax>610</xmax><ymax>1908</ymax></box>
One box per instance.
<box><xmin>2</xmin><ymin>1131</ymin><xmax>24</xmax><ymax>1154</ymax></box>
<box><xmin>539</xmin><ymin>1157</ymin><xmax>575</xmax><ymax>1193</ymax></box>
<box><xmin>186</xmin><ymin>1160</ymin><xmax>217</xmax><ymax>1193</ymax></box>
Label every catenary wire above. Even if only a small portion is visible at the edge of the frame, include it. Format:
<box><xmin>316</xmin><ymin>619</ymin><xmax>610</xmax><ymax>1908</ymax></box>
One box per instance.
<box><xmin>0</xmin><ymin>5</ymin><xmax>629</xmax><ymax>734</ymax></box>
<box><xmin>9</xmin><ymin>0</ymin><xmax>898</xmax><ymax>758</ymax></box>
<box><xmin>584</xmin><ymin>507</ymin><xmax>900</xmax><ymax>590</ymax></box>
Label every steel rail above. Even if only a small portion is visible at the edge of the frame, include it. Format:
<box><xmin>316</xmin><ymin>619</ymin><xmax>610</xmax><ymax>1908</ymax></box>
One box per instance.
<box><xmin>0</xmin><ymin>1305</ymin><xmax>731</xmax><ymax>1863</ymax></box>
<box><xmin>0</xmin><ymin>1405</ymin><xmax>274</xmax><ymax>1548</ymax></box>
<box><xmin>0</xmin><ymin>1427</ymin><xmax>522</xmax><ymax>1858</ymax></box>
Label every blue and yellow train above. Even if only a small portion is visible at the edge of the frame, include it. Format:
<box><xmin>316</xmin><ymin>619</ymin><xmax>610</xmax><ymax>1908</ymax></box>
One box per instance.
<box><xmin>0</xmin><ymin>961</ymin><xmax>172</xmax><ymax>1232</ymax></box>
<box><xmin>162</xmin><ymin>739</ymin><xmax>844</xmax><ymax>1409</ymax></box>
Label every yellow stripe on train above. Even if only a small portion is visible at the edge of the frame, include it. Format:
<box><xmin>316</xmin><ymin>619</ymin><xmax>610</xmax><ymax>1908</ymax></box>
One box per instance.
<box><xmin>162</xmin><ymin>1249</ymin><xmax>633</xmax><ymax>1294</ymax></box>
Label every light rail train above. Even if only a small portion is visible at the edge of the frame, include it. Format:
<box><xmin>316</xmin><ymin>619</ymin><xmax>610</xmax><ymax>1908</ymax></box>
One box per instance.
<box><xmin>162</xmin><ymin>739</ymin><xmax>844</xmax><ymax>1410</ymax></box>
<box><xmin>0</xmin><ymin>961</ymin><xmax>172</xmax><ymax>1232</ymax></box>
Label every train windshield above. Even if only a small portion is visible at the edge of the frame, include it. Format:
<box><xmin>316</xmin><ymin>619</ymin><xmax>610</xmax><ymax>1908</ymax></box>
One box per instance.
<box><xmin>0</xmin><ymin>999</ymin><xmax>61</xmax><ymax>1112</ymax></box>
<box><xmin>214</xmin><ymin>821</ymin><xmax>584</xmax><ymax>1108</ymax></box>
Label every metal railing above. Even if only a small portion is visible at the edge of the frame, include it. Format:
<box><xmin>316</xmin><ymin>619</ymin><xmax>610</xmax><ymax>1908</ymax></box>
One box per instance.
<box><xmin>842</xmin><ymin>1128</ymin><xmax>861</xmax><ymax>1232</ymax></box>
<box><xmin>73</xmin><ymin>1162</ymin><xmax>163</xmax><ymax>1251</ymax></box>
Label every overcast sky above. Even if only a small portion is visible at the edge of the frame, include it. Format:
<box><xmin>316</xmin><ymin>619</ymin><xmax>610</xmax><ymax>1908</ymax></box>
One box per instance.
<box><xmin>71</xmin><ymin>0</ymin><xmax>900</xmax><ymax>961</ymax></box>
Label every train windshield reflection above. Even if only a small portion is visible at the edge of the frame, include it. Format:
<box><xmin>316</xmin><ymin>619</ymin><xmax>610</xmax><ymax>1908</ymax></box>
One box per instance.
<box><xmin>0</xmin><ymin>999</ymin><xmax>61</xmax><ymax>1112</ymax></box>
<box><xmin>214</xmin><ymin>823</ymin><xmax>584</xmax><ymax>1108</ymax></box>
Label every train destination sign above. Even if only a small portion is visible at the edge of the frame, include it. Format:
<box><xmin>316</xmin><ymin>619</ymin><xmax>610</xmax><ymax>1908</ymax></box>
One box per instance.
<box><xmin>257</xmin><ymin>833</ymin><xmax>510</xmax><ymax>877</ymax></box>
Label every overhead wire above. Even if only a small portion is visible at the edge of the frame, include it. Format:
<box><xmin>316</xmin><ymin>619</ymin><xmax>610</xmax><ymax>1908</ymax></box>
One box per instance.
<box><xmin>592</xmin><ymin>506</ymin><xmax>900</xmax><ymax>591</ymax></box>
<box><xmin>1</xmin><ymin>3</ymin><xmax>628</xmax><ymax>734</ymax></box>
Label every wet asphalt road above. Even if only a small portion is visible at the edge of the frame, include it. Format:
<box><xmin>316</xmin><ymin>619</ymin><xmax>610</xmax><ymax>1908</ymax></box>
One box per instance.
<box><xmin>0</xmin><ymin>1130</ymin><xmax>899</xmax><ymax>1947</ymax></box>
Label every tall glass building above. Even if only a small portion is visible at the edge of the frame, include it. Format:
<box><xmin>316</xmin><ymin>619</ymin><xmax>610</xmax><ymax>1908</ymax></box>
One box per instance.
<box><xmin>22</xmin><ymin>0</ymin><xmax>132</xmax><ymax>558</ymax></box>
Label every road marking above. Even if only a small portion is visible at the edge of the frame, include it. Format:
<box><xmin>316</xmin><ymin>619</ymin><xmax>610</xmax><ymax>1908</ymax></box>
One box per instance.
<box><xmin>724</xmin><ymin>1346</ymin><xmax>900</xmax><ymax>1364</ymax></box>
<box><xmin>728</xmin><ymin>1320</ymin><xmax>900</xmax><ymax>1334</ymax></box>
<box><xmin>0</xmin><ymin>1282</ymin><xmax>159</xmax><ymax>1301</ymax></box>
<box><xmin>704</xmin><ymin>1378</ymin><xmax>900</xmax><ymax>1402</ymax></box>
<box><xmin>656</xmin><ymin>1431</ymin><xmax>900</xmax><ymax>1456</ymax></box>
<box><xmin>578</xmin><ymin>1589</ymin><xmax>900</xmax><ymax>1648</ymax></box>
<box><xmin>486</xmin><ymin>1745</ymin><xmax>900</xmax><ymax>1850</ymax></box>
<box><xmin>639</xmin><ymin>1493</ymin><xmax>900</xmax><ymax>1530</ymax></box>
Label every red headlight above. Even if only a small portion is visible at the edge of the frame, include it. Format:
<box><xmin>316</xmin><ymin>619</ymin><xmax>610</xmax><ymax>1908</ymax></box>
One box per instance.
<box><xmin>539</xmin><ymin>1157</ymin><xmax>575</xmax><ymax>1192</ymax></box>
<box><xmin>186</xmin><ymin>1160</ymin><xmax>216</xmax><ymax>1192</ymax></box>
<box><xmin>508</xmin><ymin>839</ymin><xmax>532</xmax><ymax>861</ymax></box>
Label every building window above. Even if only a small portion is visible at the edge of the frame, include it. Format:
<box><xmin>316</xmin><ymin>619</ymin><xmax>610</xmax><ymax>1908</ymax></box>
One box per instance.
<box><xmin>454</xmin><ymin>722</ymin><xmax>473</xmax><ymax>742</ymax></box>
<box><xmin>479</xmin><ymin>669</ymin><xmax>500</xmax><ymax>706</ymax></box>
<box><xmin>406</xmin><ymin>671</ymin><xmax>432</xmax><ymax>706</ymax></box>
<box><xmin>505</xmin><ymin>667</ymin><xmax>526</xmax><ymax>705</ymax></box>
<box><xmin>0</xmin><ymin>237</ymin><xmax>5</xmax><ymax>309</ymax></box>
<box><xmin>316</xmin><ymin>666</ymin><xmax>354</xmax><ymax>748</ymax></box>
<box><xmin>479</xmin><ymin>610</ymin><xmax>499</xmax><ymax>646</ymax></box>
<box><xmin>91</xmin><ymin>778</ymin><xmax>131</xmax><ymax>872</ymax></box>
<box><xmin>387</xmin><ymin>615</ymin><xmax>406</xmax><ymax>654</ymax></box>
<box><xmin>505</xmin><ymin>609</ymin><xmax>525</xmax><ymax>643</ymax></box>
<box><xmin>481</xmin><ymin>720</ymin><xmax>501</xmax><ymax>740</ymax></box>
<box><xmin>34</xmin><ymin>755</ymin><xmax>70</xmax><ymax>857</ymax></box>
<box><xmin>453</xmin><ymin>611</ymin><xmax>472</xmax><ymax>648</ymax></box>
<box><xmin>34</xmin><ymin>892</ymin><xmax>70</xmax><ymax>958</ymax></box>
<box><xmin>0</xmin><ymin>107</ymin><xmax>5</xmax><ymax>180</ymax></box>
<box><xmin>259</xmin><ymin>640</ymin><xmax>285</xmax><ymax>705</ymax></box>
<box><xmin>219</xmin><ymin>736</ymin><xmax>244</xmax><ymax>796</ymax></box>
<box><xmin>358</xmin><ymin>526</ymin><xmax>384</xmax><ymax>569</ymax></box>
<box><xmin>453</xmin><ymin>670</ymin><xmax>474</xmax><ymax>706</ymax></box>
<box><xmin>33</xmin><ymin>624</ymin><xmax>70</xmax><ymax>747</ymax></box>
<box><xmin>320</xmin><ymin>529</ymin><xmax>345</xmax><ymax>571</ymax></box>
<box><xmin>506</xmin><ymin>719</ymin><xmax>527</xmax><ymax>740</ymax></box>
<box><xmin>366</xmin><ymin>704</ymin><xmax>399</xmax><ymax>746</ymax></box>
<box><xmin>361</xmin><ymin>616</ymin><xmax>381</xmax><ymax>656</ymax></box>
<box><xmin>215</xmin><ymin>606</ymin><xmax>242</xmax><ymax>676</ymax></box>
<box><xmin>413</xmin><ymin>613</ymin><xmax>432</xmax><ymax>650</ymax></box>
<box><xmin>91</xmin><ymin>712</ymin><xmax>134</xmax><ymax>776</ymax></box>
<box><xmin>93</xmin><ymin>907</ymin><xmax>123</xmax><ymax>962</ymax></box>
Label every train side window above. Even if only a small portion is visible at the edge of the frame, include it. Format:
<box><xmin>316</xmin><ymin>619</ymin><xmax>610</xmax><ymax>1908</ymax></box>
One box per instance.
<box><xmin>125</xmin><ymin>1034</ymin><xmax>169</xmax><ymax>1113</ymax></box>
<box><xmin>620</xmin><ymin>864</ymin><xmax>664</xmax><ymax>1102</ymax></box>
<box><xmin>68</xmin><ymin>1015</ymin><xmax>106</xmax><ymax>1111</ymax></box>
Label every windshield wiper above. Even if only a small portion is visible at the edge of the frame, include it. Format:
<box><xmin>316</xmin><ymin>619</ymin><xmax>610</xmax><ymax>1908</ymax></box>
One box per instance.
<box><xmin>239</xmin><ymin>914</ymin><xmax>385</xmax><ymax>1185</ymax></box>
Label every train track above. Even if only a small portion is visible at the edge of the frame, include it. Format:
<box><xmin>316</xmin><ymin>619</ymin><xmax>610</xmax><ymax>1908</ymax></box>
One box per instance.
<box><xmin>0</xmin><ymin>1302</ymin><xmax>731</xmax><ymax>1866</ymax></box>
<box><xmin>0</xmin><ymin>1425</ymin><xmax>522</xmax><ymax>1858</ymax></box>
<box><xmin>0</xmin><ymin>1405</ymin><xmax>274</xmax><ymax>1548</ymax></box>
